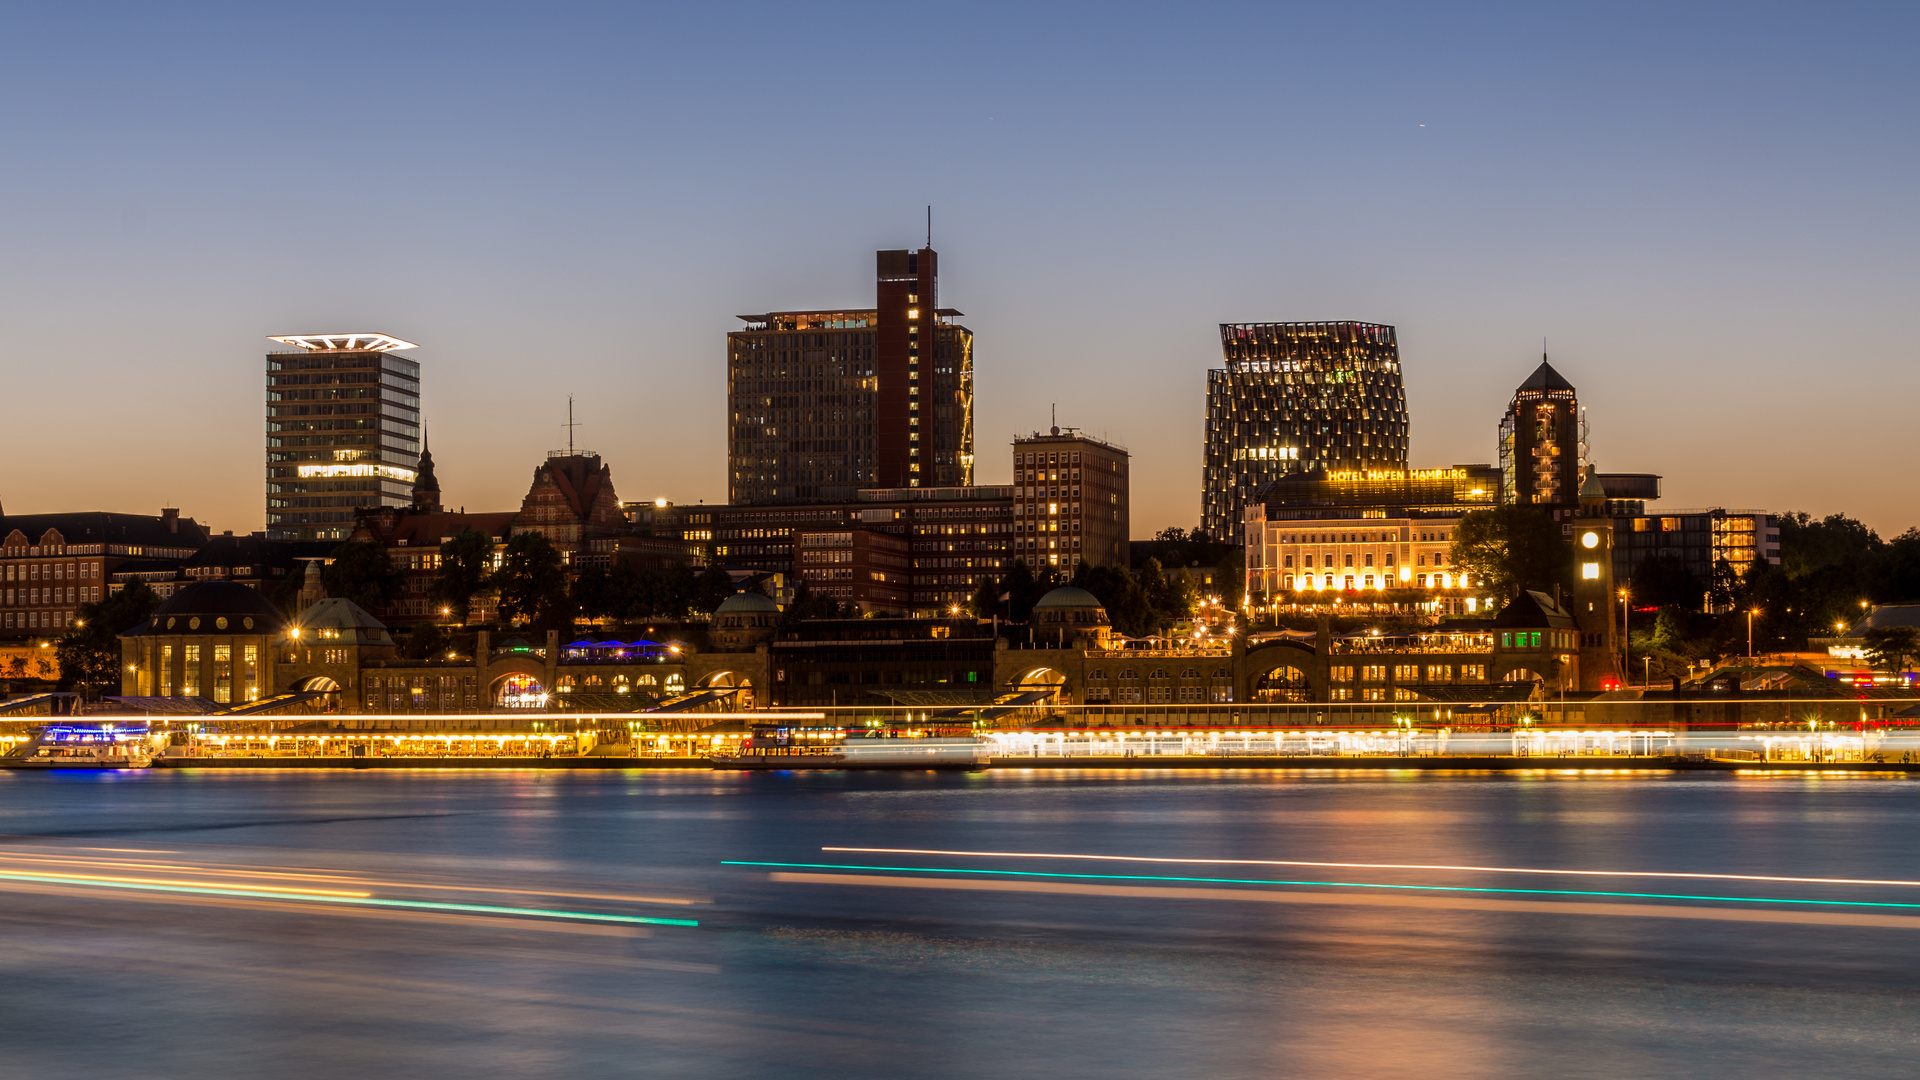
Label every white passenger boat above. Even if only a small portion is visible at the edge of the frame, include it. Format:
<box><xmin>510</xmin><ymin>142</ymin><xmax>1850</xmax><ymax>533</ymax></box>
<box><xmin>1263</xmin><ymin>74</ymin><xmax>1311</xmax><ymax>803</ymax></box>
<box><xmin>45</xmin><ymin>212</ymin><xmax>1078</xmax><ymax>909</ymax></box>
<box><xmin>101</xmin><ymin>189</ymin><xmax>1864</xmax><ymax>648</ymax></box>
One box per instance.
<box><xmin>1</xmin><ymin>723</ymin><xmax>154</xmax><ymax>770</ymax></box>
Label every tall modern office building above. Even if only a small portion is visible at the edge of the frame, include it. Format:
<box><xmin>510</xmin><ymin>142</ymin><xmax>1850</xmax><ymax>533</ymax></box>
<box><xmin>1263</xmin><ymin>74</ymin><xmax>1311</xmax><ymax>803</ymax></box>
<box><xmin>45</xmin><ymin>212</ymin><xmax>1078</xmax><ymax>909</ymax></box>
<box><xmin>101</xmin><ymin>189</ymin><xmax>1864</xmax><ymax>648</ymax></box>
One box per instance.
<box><xmin>1202</xmin><ymin>321</ymin><xmax>1408</xmax><ymax>542</ymax></box>
<box><xmin>1498</xmin><ymin>358</ymin><xmax>1582</xmax><ymax>511</ymax></box>
<box><xmin>729</xmin><ymin>247</ymin><xmax>974</xmax><ymax>505</ymax></box>
<box><xmin>265</xmin><ymin>333</ymin><xmax>423</xmax><ymax>542</ymax></box>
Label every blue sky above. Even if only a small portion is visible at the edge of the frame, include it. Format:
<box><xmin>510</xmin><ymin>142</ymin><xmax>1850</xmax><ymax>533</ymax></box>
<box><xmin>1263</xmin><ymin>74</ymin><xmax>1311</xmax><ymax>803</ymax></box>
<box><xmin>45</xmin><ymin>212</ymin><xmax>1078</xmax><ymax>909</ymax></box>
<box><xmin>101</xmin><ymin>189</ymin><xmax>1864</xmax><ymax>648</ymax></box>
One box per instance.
<box><xmin>1</xmin><ymin>2</ymin><xmax>1914</xmax><ymax>535</ymax></box>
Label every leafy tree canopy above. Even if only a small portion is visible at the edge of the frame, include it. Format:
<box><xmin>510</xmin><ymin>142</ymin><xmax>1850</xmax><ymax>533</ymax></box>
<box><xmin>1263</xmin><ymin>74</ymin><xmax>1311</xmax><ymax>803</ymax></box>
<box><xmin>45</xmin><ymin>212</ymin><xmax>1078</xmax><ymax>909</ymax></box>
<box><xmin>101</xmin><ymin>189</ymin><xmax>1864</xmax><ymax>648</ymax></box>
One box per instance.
<box><xmin>492</xmin><ymin>532</ymin><xmax>569</xmax><ymax>627</ymax></box>
<box><xmin>324</xmin><ymin>540</ymin><xmax>405</xmax><ymax>614</ymax></box>
<box><xmin>431</xmin><ymin>529</ymin><xmax>495</xmax><ymax>623</ymax></box>
<box><xmin>56</xmin><ymin>581</ymin><xmax>161</xmax><ymax>692</ymax></box>
<box><xmin>1449</xmin><ymin>505</ymin><xmax>1569</xmax><ymax>606</ymax></box>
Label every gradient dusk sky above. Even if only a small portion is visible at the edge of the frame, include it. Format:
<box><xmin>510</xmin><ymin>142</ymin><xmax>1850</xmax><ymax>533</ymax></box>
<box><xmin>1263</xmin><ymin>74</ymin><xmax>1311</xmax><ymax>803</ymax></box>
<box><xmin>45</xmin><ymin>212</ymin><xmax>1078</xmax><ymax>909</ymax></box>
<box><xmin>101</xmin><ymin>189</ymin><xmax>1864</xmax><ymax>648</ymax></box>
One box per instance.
<box><xmin>1</xmin><ymin>2</ymin><xmax>1914</xmax><ymax>537</ymax></box>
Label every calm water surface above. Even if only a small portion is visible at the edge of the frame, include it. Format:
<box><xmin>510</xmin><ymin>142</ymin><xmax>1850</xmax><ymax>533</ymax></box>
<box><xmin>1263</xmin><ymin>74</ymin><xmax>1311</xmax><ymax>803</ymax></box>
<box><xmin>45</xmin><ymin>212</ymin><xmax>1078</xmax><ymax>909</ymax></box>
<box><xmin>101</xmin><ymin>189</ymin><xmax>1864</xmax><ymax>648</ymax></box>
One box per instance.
<box><xmin>1</xmin><ymin>767</ymin><xmax>1917</xmax><ymax>1079</ymax></box>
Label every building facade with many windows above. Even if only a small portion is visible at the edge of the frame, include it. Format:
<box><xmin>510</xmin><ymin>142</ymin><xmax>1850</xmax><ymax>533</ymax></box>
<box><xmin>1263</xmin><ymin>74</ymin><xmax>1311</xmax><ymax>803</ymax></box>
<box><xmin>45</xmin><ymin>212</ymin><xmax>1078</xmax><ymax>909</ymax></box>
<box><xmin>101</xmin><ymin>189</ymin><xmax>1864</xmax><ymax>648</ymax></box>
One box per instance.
<box><xmin>728</xmin><ymin>247</ymin><xmax>973</xmax><ymax>505</ymax></box>
<box><xmin>1242</xmin><ymin>466</ymin><xmax>1499</xmax><ymax>616</ymax></box>
<box><xmin>1203</xmin><ymin>321</ymin><xmax>1408</xmax><ymax>542</ymax></box>
<box><xmin>0</xmin><ymin>509</ymin><xmax>208</xmax><ymax>639</ymax></box>
<box><xmin>266</xmin><ymin>333</ymin><xmax>423</xmax><ymax>542</ymax></box>
<box><xmin>1012</xmin><ymin>428</ymin><xmax>1130</xmax><ymax>570</ymax></box>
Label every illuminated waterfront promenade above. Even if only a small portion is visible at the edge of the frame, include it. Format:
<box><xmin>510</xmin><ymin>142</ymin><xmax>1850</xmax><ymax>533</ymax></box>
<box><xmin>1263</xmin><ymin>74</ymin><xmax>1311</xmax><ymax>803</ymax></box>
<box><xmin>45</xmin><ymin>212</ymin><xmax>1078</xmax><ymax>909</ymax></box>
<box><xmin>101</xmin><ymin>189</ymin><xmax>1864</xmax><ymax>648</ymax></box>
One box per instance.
<box><xmin>7</xmin><ymin>700</ymin><xmax>1919</xmax><ymax>770</ymax></box>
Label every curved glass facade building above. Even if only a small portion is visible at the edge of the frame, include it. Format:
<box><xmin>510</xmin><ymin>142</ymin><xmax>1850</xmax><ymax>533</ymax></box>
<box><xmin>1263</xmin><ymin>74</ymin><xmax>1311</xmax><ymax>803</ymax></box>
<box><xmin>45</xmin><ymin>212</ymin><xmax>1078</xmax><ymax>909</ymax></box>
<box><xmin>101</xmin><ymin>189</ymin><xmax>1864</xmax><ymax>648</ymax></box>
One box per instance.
<box><xmin>1202</xmin><ymin>321</ymin><xmax>1408</xmax><ymax>542</ymax></box>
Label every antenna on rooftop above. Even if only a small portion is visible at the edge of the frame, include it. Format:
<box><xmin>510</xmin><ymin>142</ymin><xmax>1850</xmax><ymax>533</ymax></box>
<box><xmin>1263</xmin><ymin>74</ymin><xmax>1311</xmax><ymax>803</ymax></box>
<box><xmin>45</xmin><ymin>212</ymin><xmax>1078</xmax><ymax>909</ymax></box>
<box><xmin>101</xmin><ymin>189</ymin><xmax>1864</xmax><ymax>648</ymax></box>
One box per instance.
<box><xmin>1051</xmin><ymin>403</ymin><xmax>1059</xmax><ymax>436</ymax></box>
<box><xmin>563</xmin><ymin>395</ymin><xmax>580</xmax><ymax>455</ymax></box>
<box><xmin>927</xmin><ymin>205</ymin><xmax>932</xmax><ymax>248</ymax></box>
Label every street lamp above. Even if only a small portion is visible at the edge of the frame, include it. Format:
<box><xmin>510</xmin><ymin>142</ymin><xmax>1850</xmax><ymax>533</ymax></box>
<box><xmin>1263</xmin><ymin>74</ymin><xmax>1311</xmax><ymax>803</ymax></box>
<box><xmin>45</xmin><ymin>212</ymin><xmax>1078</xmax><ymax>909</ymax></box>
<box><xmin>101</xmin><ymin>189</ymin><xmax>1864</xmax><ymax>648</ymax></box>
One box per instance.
<box><xmin>1619</xmin><ymin>588</ymin><xmax>1631</xmax><ymax>686</ymax></box>
<box><xmin>1747</xmin><ymin>608</ymin><xmax>1759</xmax><ymax>663</ymax></box>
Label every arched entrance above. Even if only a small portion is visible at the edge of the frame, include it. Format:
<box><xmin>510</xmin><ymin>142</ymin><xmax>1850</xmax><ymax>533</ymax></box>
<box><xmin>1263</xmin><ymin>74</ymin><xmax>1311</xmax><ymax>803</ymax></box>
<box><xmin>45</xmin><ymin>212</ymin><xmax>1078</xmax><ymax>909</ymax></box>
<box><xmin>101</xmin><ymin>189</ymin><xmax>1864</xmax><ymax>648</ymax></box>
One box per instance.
<box><xmin>293</xmin><ymin>676</ymin><xmax>341</xmax><ymax>692</ymax></box>
<box><xmin>1243</xmin><ymin>645</ymin><xmax>1317</xmax><ymax>704</ymax></box>
<box><xmin>1011</xmin><ymin>667</ymin><xmax>1067</xmax><ymax>698</ymax></box>
<box><xmin>699</xmin><ymin>670</ymin><xmax>754</xmax><ymax>710</ymax></box>
<box><xmin>1251</xmin><ymin>665</ymin><xmax>1310</xmax><ymax>703</ymax></box>
<box><xmin>494</xmin><ymin>672</ymin><xmax>547</xmax><ymax>709</ymax></box>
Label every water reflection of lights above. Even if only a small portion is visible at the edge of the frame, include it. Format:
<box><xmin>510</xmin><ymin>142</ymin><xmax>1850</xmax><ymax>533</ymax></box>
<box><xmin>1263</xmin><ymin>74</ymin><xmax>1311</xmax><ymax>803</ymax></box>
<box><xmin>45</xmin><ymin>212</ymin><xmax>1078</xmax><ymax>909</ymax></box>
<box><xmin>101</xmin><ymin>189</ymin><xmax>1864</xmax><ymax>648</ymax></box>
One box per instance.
<box><xmin>0</xmin><ymin>850</ymin><xmax>701</xmax><ymax>928</ymax></box>
<box><xmin>820</xmin><ymin>847</ymin><xmax>1920</xmax><ymax>890</ymax></box>
<box><xmin>730</xmin><ymin>860</ymin><xmax>1920</xmax><ymax>912</ymax></box>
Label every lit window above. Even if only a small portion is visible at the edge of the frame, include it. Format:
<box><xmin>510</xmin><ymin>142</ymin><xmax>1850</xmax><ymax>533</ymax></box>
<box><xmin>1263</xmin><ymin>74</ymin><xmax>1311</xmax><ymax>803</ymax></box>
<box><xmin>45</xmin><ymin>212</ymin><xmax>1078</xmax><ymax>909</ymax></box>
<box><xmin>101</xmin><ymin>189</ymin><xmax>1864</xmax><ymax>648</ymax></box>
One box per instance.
<box><xmin>1581</xmin><ymin>562</ymin><xmax>1600</xmax><ymax>579</ymax></box>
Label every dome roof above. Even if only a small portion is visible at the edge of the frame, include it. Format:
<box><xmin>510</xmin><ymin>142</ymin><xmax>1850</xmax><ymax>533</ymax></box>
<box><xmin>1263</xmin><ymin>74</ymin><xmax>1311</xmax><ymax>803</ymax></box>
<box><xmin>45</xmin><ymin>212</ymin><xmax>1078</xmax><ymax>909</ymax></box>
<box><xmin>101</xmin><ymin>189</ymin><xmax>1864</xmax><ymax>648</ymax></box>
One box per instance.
<box><xmin>1033</xmin><ymin>585</ymin><xmax>1105</xmax><ymax>611</ymax></box>
<box><xmin>293</xmin><ymin>597</ymin><xmax>394</xmax><ymax>646</ymax></box>
<box><xmin>134</xmin><ymin>581</ymin><xmax>287</xmax><ymax>635</ymax></box>
<box><xmin>714</xmin><ymin>591</ymin><xmax>779</xmax><ymax>616</ymax></box>
<box><xmin>294</xmin><ymin>597</ymin><xmax>387</xmax><ymax>632</ymax></box>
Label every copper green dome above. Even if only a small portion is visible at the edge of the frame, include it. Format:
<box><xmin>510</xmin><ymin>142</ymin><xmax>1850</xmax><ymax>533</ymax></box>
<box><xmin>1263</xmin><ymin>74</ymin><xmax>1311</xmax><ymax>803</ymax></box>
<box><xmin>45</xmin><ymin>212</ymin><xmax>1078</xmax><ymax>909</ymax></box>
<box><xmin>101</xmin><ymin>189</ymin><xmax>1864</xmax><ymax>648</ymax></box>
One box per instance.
<box><xmin>714</xmin><ymin>591</ymin><xmax>779</xmax><ymax>616</ymax></box>
<box><xmin>1033</xmin><ymin>586</ymin><xmax>1104</xmax><ymax>611</ymax></box>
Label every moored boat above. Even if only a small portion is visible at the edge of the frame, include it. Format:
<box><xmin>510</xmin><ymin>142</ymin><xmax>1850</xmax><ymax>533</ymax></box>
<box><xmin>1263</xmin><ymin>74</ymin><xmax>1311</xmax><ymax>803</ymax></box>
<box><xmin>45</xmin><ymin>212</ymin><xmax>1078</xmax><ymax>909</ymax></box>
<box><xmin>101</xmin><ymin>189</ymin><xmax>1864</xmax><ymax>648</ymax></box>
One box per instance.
<box><xmin>1</xmin><ymin>723</ymin><xmax>154</xmax><ymax>770</ymax></box>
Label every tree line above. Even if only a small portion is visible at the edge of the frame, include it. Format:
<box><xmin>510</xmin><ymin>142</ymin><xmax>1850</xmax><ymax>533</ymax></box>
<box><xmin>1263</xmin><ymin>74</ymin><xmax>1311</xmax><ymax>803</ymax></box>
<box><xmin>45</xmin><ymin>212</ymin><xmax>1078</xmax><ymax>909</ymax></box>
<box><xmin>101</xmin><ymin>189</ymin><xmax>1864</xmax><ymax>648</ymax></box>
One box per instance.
<box><xmin>1446</xmin><ymin>505</ymin><xmax>1920</xmax><ymax>682</ymax></box>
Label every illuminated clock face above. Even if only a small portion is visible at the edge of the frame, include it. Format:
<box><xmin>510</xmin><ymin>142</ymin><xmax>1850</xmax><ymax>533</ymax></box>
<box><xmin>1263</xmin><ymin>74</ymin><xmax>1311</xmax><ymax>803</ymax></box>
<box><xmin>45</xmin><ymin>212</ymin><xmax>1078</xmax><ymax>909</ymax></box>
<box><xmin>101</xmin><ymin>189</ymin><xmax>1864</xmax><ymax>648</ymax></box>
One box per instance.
<box><xmin>1581</xmin><ymin>531</ymin><xmax>1600</xmax><ymax>549</ymax></box>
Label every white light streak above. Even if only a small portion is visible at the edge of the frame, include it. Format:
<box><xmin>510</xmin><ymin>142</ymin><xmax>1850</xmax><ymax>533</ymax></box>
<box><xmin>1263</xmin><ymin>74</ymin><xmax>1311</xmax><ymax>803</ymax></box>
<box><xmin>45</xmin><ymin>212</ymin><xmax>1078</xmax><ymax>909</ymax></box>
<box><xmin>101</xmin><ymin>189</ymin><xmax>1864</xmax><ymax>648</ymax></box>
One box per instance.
<box><xmin>821</xmin><ymin>848</ymin><xmax>1920</xmax><ymax>889</ymax></box>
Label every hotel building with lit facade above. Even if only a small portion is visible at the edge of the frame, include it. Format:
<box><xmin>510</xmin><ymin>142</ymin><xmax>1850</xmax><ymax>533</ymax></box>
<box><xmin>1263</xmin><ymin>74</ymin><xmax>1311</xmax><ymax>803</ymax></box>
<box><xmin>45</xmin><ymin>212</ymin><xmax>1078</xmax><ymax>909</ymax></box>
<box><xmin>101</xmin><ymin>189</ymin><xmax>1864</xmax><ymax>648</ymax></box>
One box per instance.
<box><xmin>265</xmin><ymin>334</ymin><xmax>423</xmax><ymax>542</ymax></box>
<box><xmin>1242</xmin><ymin>466</ymin><xmax>1499</xmax><ymax>616</ymax></box>
<box><xmin>728</xmin><ymin>247</ymin><xmax>973</xmax><ymax>505</ymax></box>
<box><xmin>1202</xmin><ymin>321</ymin><xmax>1408</xmax><ymax>542</ymax></box>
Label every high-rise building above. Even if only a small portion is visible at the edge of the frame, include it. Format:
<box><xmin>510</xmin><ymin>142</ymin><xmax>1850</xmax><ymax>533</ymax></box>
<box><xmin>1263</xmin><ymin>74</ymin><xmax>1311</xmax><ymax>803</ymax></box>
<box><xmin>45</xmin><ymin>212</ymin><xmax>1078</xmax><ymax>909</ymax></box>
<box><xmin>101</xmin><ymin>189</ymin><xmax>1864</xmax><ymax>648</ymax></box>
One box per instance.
<box><xmin>1202</xmin><ymin>321</ymin><xmax>1408</xmax><ymax>543</ymax></box>
<box><xmin>265</xmin><ymin>334</ymin><xmax>423</xmax><ymax>542</ymax></box>
<box><xmin>1498</xmin><ymin>358</ymin><xmax>1581</xmax><ymax>511</ymax></box>
<box><xmin>1012</xmin><ymin>427</ymin><xmax>1130</xmax><ymax>570</ymax></box>
<box><xmin>729</xmin><ymin>247</ymin><xmax>973</xmax><ymax>505</ymax></box>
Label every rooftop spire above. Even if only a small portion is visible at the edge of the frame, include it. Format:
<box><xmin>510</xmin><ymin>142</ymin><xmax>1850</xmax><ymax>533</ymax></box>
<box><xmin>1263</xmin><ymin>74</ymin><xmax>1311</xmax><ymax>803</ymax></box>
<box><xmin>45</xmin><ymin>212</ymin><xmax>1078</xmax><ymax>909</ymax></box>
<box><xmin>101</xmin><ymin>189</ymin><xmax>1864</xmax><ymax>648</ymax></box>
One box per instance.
<box><xmin>411</xmin><ymin>432</ymin><xmax>442</xmax><ymax>512</ymax></box>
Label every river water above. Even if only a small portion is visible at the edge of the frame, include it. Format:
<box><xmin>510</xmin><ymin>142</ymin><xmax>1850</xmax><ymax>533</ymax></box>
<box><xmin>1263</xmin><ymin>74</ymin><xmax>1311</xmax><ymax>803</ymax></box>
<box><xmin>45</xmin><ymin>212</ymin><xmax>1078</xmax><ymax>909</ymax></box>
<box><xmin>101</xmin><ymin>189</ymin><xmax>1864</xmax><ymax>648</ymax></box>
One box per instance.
<box><xmin>1</xmin><ymin>767</ymin><xmax>1917</xmax><ymax>1079</ymax></box>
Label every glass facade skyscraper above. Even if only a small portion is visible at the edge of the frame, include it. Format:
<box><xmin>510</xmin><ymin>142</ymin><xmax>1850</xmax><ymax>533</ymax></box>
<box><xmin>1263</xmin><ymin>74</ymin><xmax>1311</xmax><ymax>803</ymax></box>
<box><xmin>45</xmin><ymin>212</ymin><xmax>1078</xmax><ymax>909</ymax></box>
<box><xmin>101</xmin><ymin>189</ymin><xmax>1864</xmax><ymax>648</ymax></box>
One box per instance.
<box><xmin>1202</xmin><ymin>321</ymin><xmax>1408</xmax><ymax>542</ymax></box>
<box><xmin>265</xmin><ymin>333</ymin><xmax>422</xmax><ymax>542</ymax></box>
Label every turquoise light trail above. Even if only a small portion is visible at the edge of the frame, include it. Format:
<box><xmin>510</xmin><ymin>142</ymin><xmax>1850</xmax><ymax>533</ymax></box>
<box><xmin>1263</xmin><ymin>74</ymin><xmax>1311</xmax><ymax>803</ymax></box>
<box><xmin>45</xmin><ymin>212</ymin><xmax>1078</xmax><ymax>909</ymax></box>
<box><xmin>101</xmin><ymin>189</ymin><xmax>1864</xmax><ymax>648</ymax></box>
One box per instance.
<box><xmin>725</xmin><ymin>861</ymin><xmax>1920</xmax><ymax>911</ymax></box>
<box><xmin>0</xmin><ymin>870</ymin><xmax>699</xmax><ymax>926</ymax></box>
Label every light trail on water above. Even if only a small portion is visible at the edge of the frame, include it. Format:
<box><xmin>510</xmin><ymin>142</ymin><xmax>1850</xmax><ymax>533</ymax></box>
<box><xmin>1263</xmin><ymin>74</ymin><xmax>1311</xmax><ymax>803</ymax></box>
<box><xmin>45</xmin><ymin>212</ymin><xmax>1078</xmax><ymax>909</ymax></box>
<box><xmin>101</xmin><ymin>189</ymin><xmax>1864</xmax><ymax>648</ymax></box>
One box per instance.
<box><xmin>0</xmin><ymin>869</ymin><xmax>700</xmax><ymax>926</ymax></box>
<box><xmin>822</xmin><ymin>847</ymin><xmax>1920</xmax><ymax>889</ymax></box>
<box><xmin>731</xmin><ymin>861</ymin><xmax>1920</xmax><ymax>910</ymax></box>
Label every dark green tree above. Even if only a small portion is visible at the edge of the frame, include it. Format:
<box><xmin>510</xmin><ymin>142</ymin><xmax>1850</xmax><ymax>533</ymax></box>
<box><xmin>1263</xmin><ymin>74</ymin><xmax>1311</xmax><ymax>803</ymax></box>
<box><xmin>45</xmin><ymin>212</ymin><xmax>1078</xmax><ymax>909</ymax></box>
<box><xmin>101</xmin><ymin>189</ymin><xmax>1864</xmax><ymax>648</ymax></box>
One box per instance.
<box><xmin>431</xmin><ymin>529</ymin><xmax>494</xmax><ymax>623</ymax></box>
<box><xmin>323</xmin><ymin>540</ymin><xmax>405</xmax><ymax>614</ymax></box>
<box><xmin>1449</xmin><ymin>505</ymin><xmax>1569</xmax><ymax>606</ymax></box>
<box><xmin>1863</xmin><ymin>625</ymin><xmax>1919</xmax><ymax>680</ymax></box>
<box><xmin>55</xmin><ymin>582</ymin><xmax>161</xmax><ymax>695</ymax></box>
<box><xmin>1076</xmin><ymin>561</ymin><xmax>1153</xmax><ymax>637</ymax></box>
<box><xmin>692</xmin><ymin>564</ymin><xmax>737</xmax><ymax>616</ymax></box>
<box><xmin>1215</xmin><ymin>547</ymin><xmax>1246</xmax><ymax>605</ymax></box>
<box><xmin>1003</xmin><ymin>559</ymin><xmax>1038</xmax><ymax>621</ymax></box>
<box><xmin>492</xmin><ymin>532</ymin><xmax>568</xmax><ymax>626</ymax></box>
<box><xmin>571</xmin><ymin>565</ymin><xmax>618</xmax><ymax>620</ymax></box>
<box><xmin>1164</xmin><ymin>567</ymin><xmax>1200</xmax><ymax>624</ymax></box>
<box><xmin>399</xmin><ymin>621</ymin><xmax>450</xmax><ymax>661</ymax></box>
<box><xmin>1137</xmin><ymin>558</ymin><xmax>1173</xmax><ymax>630</ymax></box>
<box><xmin>782</xmin><ymin>578</ymin><xmax>854</xmax><ymax>624</ymax></box>
<box><xmin>656</xmin><ymin>563</ymin><xmax>699</xmax><ymax>617</ymax></box>
<box><xmin>1632</xmin><ymin>553</ymin><xmax>1704</xmax><ymax>611</ymax></box>
<box><xmin>968</xmin><ymin>574</ymin><xmax>1001</xmax><ymax>620</ymax></box>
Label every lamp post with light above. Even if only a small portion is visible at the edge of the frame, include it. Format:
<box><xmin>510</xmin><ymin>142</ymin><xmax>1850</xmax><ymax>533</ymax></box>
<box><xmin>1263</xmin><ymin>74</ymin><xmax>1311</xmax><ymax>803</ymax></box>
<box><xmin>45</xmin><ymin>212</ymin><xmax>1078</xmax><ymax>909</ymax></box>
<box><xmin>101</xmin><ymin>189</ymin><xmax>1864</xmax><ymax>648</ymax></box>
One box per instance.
<box><xmin>1619</xmin><ymin>587</ymin><xmax>1631</xmax><ymax>687</ymax></box>
<box><xmin>1747</xmin><ymin>608</ymin><xmax>1760</xmax><ymax>664</ymax></box>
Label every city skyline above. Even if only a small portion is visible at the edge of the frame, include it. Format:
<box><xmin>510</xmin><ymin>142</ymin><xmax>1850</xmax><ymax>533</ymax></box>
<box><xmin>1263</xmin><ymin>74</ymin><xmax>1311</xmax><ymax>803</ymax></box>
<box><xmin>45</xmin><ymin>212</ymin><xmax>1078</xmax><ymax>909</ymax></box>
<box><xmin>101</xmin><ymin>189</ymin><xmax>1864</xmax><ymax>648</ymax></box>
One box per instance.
<box><xmin>0</xmin><ymin>4</ymin><xmax>1914</xmax><ymax>536</ymax></box>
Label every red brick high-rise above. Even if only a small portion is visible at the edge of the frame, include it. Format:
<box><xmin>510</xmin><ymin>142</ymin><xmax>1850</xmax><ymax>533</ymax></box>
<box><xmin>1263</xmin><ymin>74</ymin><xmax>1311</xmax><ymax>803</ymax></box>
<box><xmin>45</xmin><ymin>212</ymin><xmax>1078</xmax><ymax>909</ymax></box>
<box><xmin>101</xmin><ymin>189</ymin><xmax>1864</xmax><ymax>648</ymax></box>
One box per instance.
<box><xmin>729</xmin><ymin>247</ymin><xmax>973</xmax><ymax>505</ymax></box>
